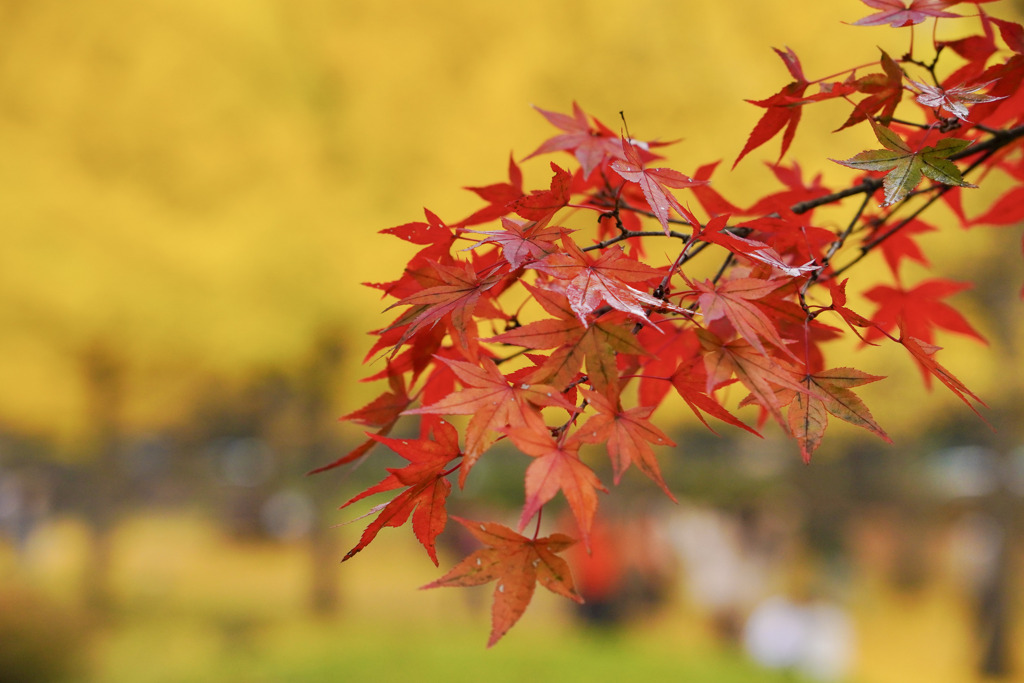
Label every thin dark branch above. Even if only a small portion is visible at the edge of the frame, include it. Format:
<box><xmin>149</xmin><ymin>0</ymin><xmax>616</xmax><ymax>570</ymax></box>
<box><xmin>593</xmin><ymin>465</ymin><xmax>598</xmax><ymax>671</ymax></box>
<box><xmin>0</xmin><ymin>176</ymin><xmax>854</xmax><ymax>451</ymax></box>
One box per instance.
<box><xmin>791</xmin><ymin>178</ymin><xmax>882</xmax><ymax>215</ymax></box>
<box><xmin>801</xmin><ymin>191</ymin><xmax>873</xmax><ymax>296</ymax></box>
<box><xmin>583</xmin><ymin>228</ymin><xmax>690</xmax><ymax>251</ymax></box>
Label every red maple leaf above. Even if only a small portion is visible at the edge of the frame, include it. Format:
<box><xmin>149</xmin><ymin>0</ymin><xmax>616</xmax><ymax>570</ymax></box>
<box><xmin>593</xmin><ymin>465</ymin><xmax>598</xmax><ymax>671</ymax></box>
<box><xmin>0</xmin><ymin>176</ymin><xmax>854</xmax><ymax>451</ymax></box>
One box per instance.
<box><xmin>851</xmin><ymin>0</ymin><xmax>960</xmax><ymax>28</ymax></box>
<box><xmin>697</xmin><ymin>327</ymin><xmax>809</xmax><ymax>429</ymax></box>
<box><xmin>485</xmin><ymin>282</ymin><xmax>649</xmax><ymax>396</ymax></box>
<box><xmin>611</xmin><ymin>137</ymin><xmax>705</xmax><ymax>233</ymax></box>
<box><xmin>577</xmin><ymin>388</ymin><xmax>677</xmax><ymax>499</ymax></box>
<box><xmin>422</xmin><ymin>518</ymin><xmax>582</xmax><ymax>647</ymax></box>
<box><xmin>462</xmin><ymin>216</ymin><xmax>564</xmax><ymax>270</ymax></box>
<box><xmin>340</xmin><ymin>419</ymin><xmax>461</xmax><ymax>564</ymax></box>
<box><xmin>703</xmin><ymin>228</ymin><xmax>818</xmax><ymax>277</ymax></box>
<box><xmin>404</xmin><ymin>356</ymin><xmax>573</xmax><ymax>486</ymax></box>
<box><xmin>901</xmin><ymin>334</ymin><xmax>987</xmax><ymax>417</ymax></box>
<box><xmin>734</xmin><ymin>48</ymin><xmax>811</xmax><ymax>167</ymax></box>
<box><xmin>974</xmin><ymin>185</ymin><xmax>1024</xmax><ymax>226</ymax></box>
<box><xmin>863</xmin><ymin>278</ymin><xmax>986</xmax><ymax>344</ymax></box>
<box><xmin>871</xmin><ymin>217</ymin><xmax>937</xmax><ymax>275</ymax></box>
<box><xmin>693</xmin><ymin>276</ymin><xmax>798</xmax><ymax>358</ymax></box>
<box><xmin>821</xmin><ymin>279</ymin><xmax>880</xmax><ymax>344</ymax></box>
<box><xmin>669</xmin><ymin>352</ymin><xmax>762</xmax><ymax>436</ymax></box>
<box><xmin>309</xmin><ymin>363</ymin><xmax>412</xmax><ymax>474</ymax></box>
<box><xmin>690</xmin><ymin>161</ymin><xmax>744</xmax><ymax>216</ymax></box>
<box><xmin>991</xmin><ymin>16</ymin><xmax>1024</xmax><ymax>54</ymax></box>
<box><xmin>510</xmin><ymin>163</ymin><xmax>573</xmax><ymax>221</ymax></box>
<box><xmin>532</xmin><ymin>238</ymin><xmax>684</xmax><ymax>326</ymax></box>
<box><xmin>746</xmin><ymin>161</ymin><xmax>832</xmax><ymax>215</ymax></box>
<box><xmin>379</xmin><ymin>208</ymin><xmax>457</xmax><ymax>264</ymax></box>
<box><xmin>524</xmin><ymin>102</ymin><xmax>623</xmax><ymax>179</ymax></box>
<box><xmin>504</xmin><ymin>416</ymin><xmax>606</xmax><ymax>547</ymax></box>
<box><xmin>384</xmin><ymin>259</ymin><xmax>503</xmax><ymax>358</ymax></box>
<box><xmin>455</xmin><ymin>155</ymin><xmax>525</xmax><ymax>227</ymax></box>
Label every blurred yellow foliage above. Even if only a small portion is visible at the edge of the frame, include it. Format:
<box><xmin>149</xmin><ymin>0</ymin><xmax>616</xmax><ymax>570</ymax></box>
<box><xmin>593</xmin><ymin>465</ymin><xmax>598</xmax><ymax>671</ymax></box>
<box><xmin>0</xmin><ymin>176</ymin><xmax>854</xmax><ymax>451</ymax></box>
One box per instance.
<box><xmin>0</xmin><ymin>0</ymin><xmax>1018</xmax><ymax>447</ymax></box>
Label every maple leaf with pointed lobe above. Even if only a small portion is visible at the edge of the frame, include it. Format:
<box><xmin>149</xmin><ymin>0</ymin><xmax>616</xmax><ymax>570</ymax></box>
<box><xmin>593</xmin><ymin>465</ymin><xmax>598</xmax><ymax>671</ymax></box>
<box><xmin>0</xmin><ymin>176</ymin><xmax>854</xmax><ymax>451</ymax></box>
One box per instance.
<box><xmin>455</xmin><ymin>155</ymin><xmax>525</xmax><ymax>227</ymax></box>
<box><xmin>901</xmin><ymin>335</ymin><xmax>987</xmax><ymax>417</ymax></box>
<box><xmin>991</xmin><ymin>16</ymin><xmax>1024</xmax><ymax>54</ymax></box>
<box><xmin>525</xmin><ymin>102</ymin><xmax>622</xmax><ymax>179</ymax></box>
<box><xmin>862</xmin><ymin>278</ymin><xmax>986</xmax><ymax>344</ymax></box>
<box><xmin>610</xmin><ymin>137</ymin><xmax>705</xmax><ymax>233</ymax></box>
<box><xmin>532</xmin><ymin>237</ymin><xmax>685</xmax><ymax>326</ymax></box>
<box><xmin>577</xmin><ymin>388</ymin><xmax>677</xmax><ymax>499</ymax></box>
<box><xmin>871</xmin><ymin>217</ymin><xmax>937</xmax><ymax>275</ymax></box>
<box><xmin>734</xmin><ymin>48</ymin><xmax>810</xmax><ymax>167</ymax></box>
<box><xmin>511</xmin><ymin>163</ymin><xmax>573</xmax><ymax>221</ymax></box>
<box><xmin>486</xmin><ymin>283</ymin><xmax>648</xmax><ymax>396</ymax></box>
<box><xmin>383</xmin><ymin>259</ymin><xmax>503</xmax><ymax>358</ymax></box>
<box><xmin>633</xmin><ymin>319</ymin><xmax>694</xmax><ymax>408</ymax></box>
<box><xmin>670</xmin><ymin>353</ymin><xmax>762</xmax><ymax>436</ymax></box>
<box><xmin>690</xmin><ymin>161</ymin><xmax>745</xmax><ymax>216</ymax></box>
<box><xmin>378</xmin><ymin>208</ymin><xmax>457</xmax><ymax>265</ymax></box>
<box><xmin>404</xmin><ymin>356</ymin><xmax>573</xmax><ymax>486</ymax></box>
<box><xmin>309</xmin><ymin>364</ymin><xmax>412</xmax><ymax>474</ymax></box>
<box><xmin>697</xmin><ymin>215</ymin><xmax>818</xmax><ymax>277</ymax></box>
<box><xmin>974</xmin><ymin>186</ymin><xmax>1024</xmax><ymax>226</ymax></box>
<box><xmin>836</xmin><ymin>50</ymin><xmax>904</xmax><ymax>130</ymax></box>
<box><xmin>340</xmin><ymin>419</ymin><xmax>461</xmax><ymax>565</ymax></box>
<box><xmin>632</xmin><ymin>320</ymin><xmax>760</xmax><ymax>435</ymax></box>
<box><xmin>747</xmin><ymin>161</ymin><xmax>832</xmax><ymax>214</ymax></box>
<box><xmin>831</xmin><ymin>120</ymin><xmax>976</xmax><ymax>206</ymax></box>
<box><xmin>503</xmin><ymin>414</ymin><xmax>606</xmax><ymax>546</ymax></box>
<box><xmin>422</xmin><ymin>518</ymin><xmax>582</xmax><ymax>647</ymax></box>
<box><xmin>851</xmin><ymin>0</ymin><xmax>960</xmax><ymax>27</ymax></box>
<box><xmin>781</xmin><ymin>368</ymin><xmax>891</xmax><ymax>463</ymax></box>
<box><xmin>462</xmin><ymin>216</ymin><xmax>564</xmax><ymax>270</ymax></box>
<box><xmin>362</xmin><ymin>309</ymin><xmax>449</xmax><ymax>391</ymax></box>
<box><xmin>697</xmin><ymin>327</ymin><xmax>809</xmax><ymax>429</ymax></box>
<box><xmin>821</xmin><ymin>279</ymin><xmax>878</xmax><ymax>343</ymax></box>
<box><xmin>692</xmin><ymin>275</ymin><xmax>798</xmax><ymax>359</ymax></box>
<box><xmin>911</xmin><ymin>79</ymin><xmax>1007</xmax><ymax>121</ymax></box>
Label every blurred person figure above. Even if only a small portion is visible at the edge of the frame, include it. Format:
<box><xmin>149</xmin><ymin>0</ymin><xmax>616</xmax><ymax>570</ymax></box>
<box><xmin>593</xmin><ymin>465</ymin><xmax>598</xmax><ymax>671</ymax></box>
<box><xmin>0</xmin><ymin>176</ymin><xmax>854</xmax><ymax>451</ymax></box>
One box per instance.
<box><xmin>568</xmin><ymin>513</ymin><xmax>676</xmax><ymax>626</ymax></box>
<box><xmin>571</xmin><ymin>518</ymin><xmax>628</xmax><ymax>624</ymax></box>
<box><xmin>743</xmin><ymin>595</ymin><xmax>854</xmax><ymax>682</ymax></box>
<box><xmin>666</xmin><ymin>504</ymin><xmax>788</xmax><ymax>642</ymax></box>
<box><xmin>946</xmin><ymin>510</ymin><xmax>1011</xmax><ymax>677</ymax></box>
<box><xmin>0</xmin><ymin>468</ymin><xmax>50</xmax><ymax>555</ymax></box>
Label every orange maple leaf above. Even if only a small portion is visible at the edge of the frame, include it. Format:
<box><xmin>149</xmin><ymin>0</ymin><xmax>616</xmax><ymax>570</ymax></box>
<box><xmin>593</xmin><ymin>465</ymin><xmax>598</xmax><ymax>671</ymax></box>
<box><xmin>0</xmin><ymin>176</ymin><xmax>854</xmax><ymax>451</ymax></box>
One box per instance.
<box><xmin>503</xmin><ymin>417</ymin><xmax>606</xmax><ymax>547</ymax></box>
<box><xmin>781</xmin><ymin>368</ymin><xmax>891</xmax><ymax>463</ymax></box>
<box><xmin>340</xmin><ymin>419</ymin><xmax>461</xmax><ymax>564</ymax></box>
<box><xmin>404</xmin><ymin>356</ymin><xmax>573</xmax><ymax>486</ymax></box>
<box><xmin>610</xmin><ymin>137</ymin><xmax>705</xmax><ymax>233</ymax></box>
<box><xmin>531</xmin><ymin>237</ymin><xmax>685</xmax><ymax>327</ymax></box>
<box><xmin>693</xmin><ymin>276</ymin><xmax>798</xmax><ymax>359</ymax></box>
<box><xmin>422</xmin><ymin>518</ymin><xmax>582</xmax><ymax>647</ymax></box>
<box><xmin>577</xmin><ymin>388</ymin><xmax>677</xmax><ymax>500</ymax></box>
<box><xmin>697</xmin><ymin>327</ymin><xmax>808</xmax><ymax>429</ymax></box>
<box><xmin>484</xmin><ymin>282</ymin><xmax>648</xmax><ymax>396</ymax></box>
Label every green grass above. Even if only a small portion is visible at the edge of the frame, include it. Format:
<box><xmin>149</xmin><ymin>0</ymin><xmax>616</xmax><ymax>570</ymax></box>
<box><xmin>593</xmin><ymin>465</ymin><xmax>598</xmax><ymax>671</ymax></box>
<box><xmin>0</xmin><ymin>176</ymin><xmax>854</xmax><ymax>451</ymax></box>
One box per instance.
<box><xmin>20</xmin><ymin>510</ymin><xmax>1007</xmax><ymax>683</ymax></box>
<box><xmin>90</xmin><ymin>610</ymin><xmax>799</xmax><ymax>683</ymax></box>
<box><xmin>3</xmin><ymin>512</ymin><xmax>812</xmax><ymax>683</ymax></box>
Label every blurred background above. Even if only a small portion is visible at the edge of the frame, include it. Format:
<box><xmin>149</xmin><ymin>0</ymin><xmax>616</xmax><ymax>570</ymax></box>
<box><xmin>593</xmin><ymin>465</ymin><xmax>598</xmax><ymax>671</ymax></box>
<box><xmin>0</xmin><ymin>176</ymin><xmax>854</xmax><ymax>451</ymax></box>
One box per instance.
<box><xmin>1</xmin><ymin>1</ymin><xmax>1024</xmax><ymax>681</ymax></box>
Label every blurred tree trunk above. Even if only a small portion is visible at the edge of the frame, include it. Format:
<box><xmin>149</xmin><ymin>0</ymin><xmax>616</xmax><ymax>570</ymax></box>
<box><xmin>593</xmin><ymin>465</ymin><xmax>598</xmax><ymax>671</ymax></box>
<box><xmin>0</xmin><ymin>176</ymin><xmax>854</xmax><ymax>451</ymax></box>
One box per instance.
<box><xmin>975</xmin><ymin>405</ymin><xmax>1019</xmax><ymax>679</ymax></box>
<box><xmin>80</xmin><ymin>342</ymin><xmax>123</xmax><ymax>614</ymax></box>
<box><xmin>966</xmin><ymin>237</ymin><xmax>1022</xmax><ymax>679</ymax></box>
<box><xmin>298</xmin><ymin>330</ymin><xmax>346</xmax><ymax>615</ymax></box>
<box><xmin>977</xmin><ymin>534</ymin><xmax>1011</xmax><ymax>677</ymax></box>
